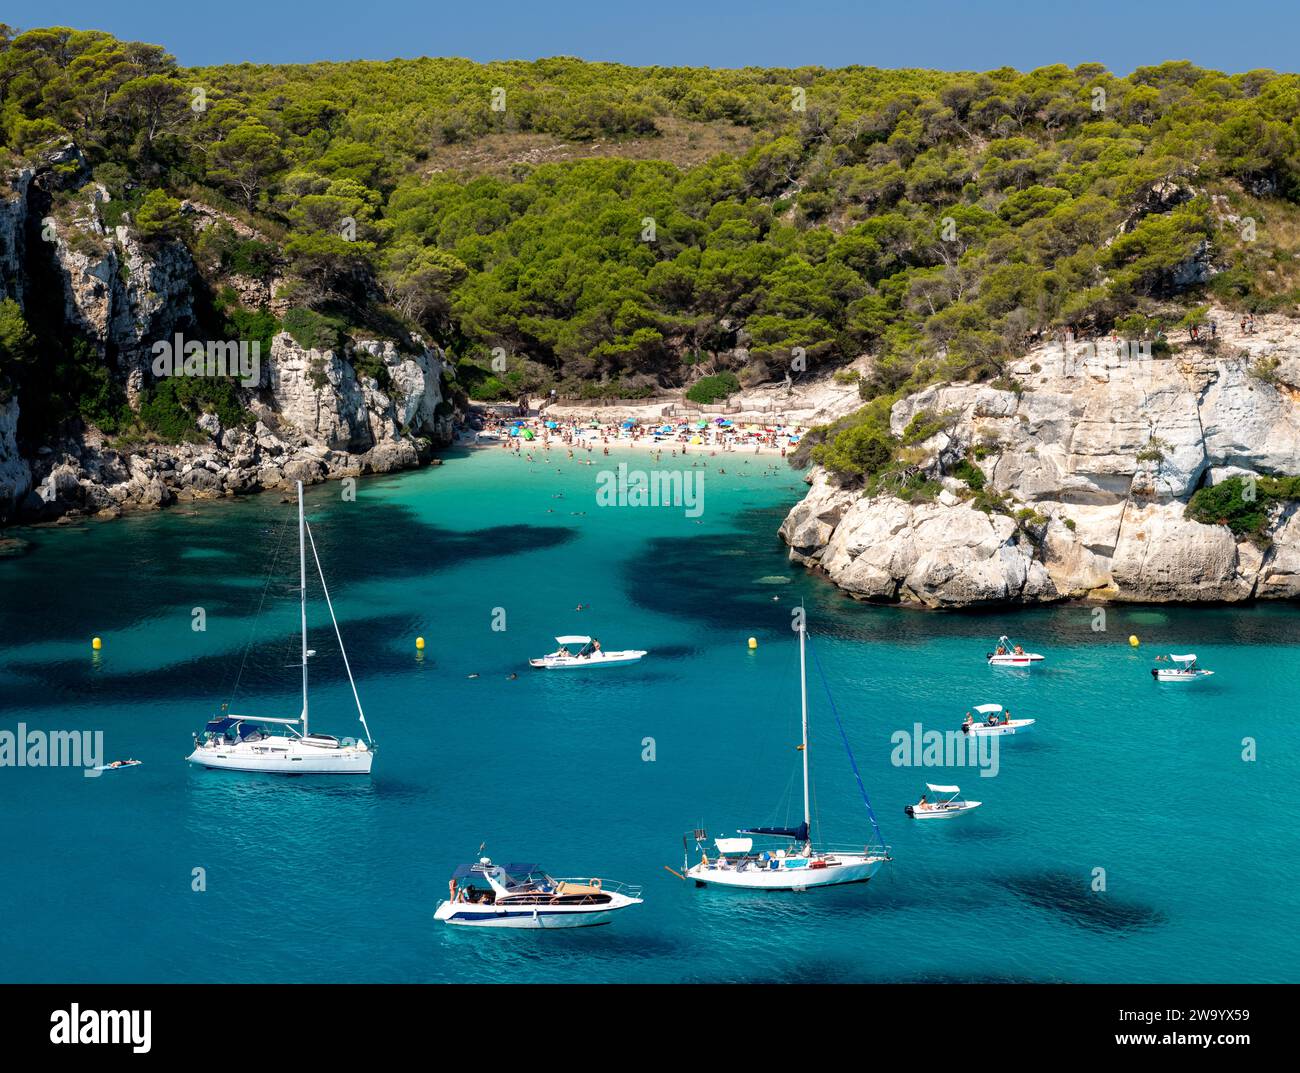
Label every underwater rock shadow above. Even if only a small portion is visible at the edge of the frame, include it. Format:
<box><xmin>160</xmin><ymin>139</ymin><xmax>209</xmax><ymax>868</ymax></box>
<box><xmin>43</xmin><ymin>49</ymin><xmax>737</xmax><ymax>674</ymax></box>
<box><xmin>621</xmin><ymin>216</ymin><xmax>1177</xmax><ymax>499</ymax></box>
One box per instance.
<box><xmin>1</xmin><ymin>612</ymin><xmax>418</xmax><ymax>713</ymax></box>
<box><xmin>0</xmin><ymin>499</ymin><xmax>577</xmax><ymax>647</ymax></box>
<box><xmin>1001</xmin><ymin>869</ymin><xmax>1167</xmax><ymax>935</ymax></box>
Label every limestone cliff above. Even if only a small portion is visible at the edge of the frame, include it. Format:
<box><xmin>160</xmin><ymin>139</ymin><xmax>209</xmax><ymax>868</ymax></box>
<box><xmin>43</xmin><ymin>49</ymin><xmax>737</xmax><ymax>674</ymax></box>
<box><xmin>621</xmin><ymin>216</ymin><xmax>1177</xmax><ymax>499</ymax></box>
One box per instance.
<box><xmin>0</xmin><ymin>151</ymin><xmax>454</xmax><ymax>525</ymax></box>
<box><xmin>781</xmin><ymin>312</ymin><xmax>1300</xmax><ymax>607</ymax></box>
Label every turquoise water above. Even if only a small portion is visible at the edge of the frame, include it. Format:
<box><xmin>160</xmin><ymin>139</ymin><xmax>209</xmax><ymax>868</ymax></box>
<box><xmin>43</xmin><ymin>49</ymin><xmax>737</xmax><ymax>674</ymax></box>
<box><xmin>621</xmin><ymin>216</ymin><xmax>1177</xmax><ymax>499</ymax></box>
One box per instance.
<box><xmin>0</xmin><ymin>446</ymin><xmax>1296</xmax><ymax>983</ymax></box>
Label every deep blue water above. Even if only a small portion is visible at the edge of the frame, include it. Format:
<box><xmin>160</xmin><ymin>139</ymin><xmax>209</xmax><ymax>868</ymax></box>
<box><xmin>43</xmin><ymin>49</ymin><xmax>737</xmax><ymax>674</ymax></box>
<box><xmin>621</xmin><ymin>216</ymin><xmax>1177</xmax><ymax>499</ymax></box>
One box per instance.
<box><xmin>0</xmin><ymin>446</ymin><xmax>1296</xmax><ymax>983</ymax></box>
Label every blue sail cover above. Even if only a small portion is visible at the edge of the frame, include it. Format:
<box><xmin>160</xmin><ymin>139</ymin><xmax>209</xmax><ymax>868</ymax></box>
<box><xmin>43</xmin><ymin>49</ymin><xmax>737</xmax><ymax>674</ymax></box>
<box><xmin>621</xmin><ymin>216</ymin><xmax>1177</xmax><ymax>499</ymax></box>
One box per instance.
<box><xmin>740</xmin><ymin>822</ymin><xmax>809</xmax><ymax>841</ymax></box>
<box><xmin>203</xmin><ymin>718</ymin><xmax>239</xmax><ymax>734</ymax></box>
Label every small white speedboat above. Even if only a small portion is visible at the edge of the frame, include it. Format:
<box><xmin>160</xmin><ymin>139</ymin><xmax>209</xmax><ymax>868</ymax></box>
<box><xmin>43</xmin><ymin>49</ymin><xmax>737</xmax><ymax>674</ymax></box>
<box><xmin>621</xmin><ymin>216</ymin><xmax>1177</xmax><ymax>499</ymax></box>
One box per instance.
<box><xmin>434</xmin><ymin>857</ymin><xmax>642</xmax><ymax>928</ymax></box>
<box><xmin>987</xmin><ymin>634</ymin><xmax>1044</xmax><ymax>666</ymax></box>
<box><xmin>961</xmin><ymin>702</ymin><xmax>1035</xmax><ymax>736</ymax></box>
<box><xmin>905</xmin><ymin>784</ymin><xmax>982</xmax><ymax>819</ymax></box>
<box><xmin>529</xmin><ymin>635</ymin><xmax>646</xmax><ymax>669</ymax></box>
<box><xmin>1152</xmin><ymin>653</ymin><xmax>1214</xmax><ymax>682</ymax></box>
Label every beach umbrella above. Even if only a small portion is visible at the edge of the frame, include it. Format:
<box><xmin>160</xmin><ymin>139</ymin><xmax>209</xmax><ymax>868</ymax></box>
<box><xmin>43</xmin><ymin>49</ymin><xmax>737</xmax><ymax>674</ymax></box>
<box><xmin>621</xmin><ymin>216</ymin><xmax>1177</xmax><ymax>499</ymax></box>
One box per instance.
<box><xmin>509</xmin><ymin>427</ymin><xmax>520</xmax><ymax>437</ymax></box>
<box><xmin>621</xmin><ymin>420</ymin><xmax>636</xmax><ymax>429</ymax></box>
<box><xmin>545</xmin><ymin>420</ymin><xmax>558</xmax><ymax>429</ymax></box>
<box><xmin>690</xmin><ymin>435</ymin><xmax>703</xmax><ymax>444</ymax></box>
<box><xmin>523</xmin><ymin>429</ymin><xmax>535</xmax><ymax>440</ymax></box>
<box><xmin>695</xmin><ymin>420</ymin><xmax>708</xmax><ymax>429</ymax></box>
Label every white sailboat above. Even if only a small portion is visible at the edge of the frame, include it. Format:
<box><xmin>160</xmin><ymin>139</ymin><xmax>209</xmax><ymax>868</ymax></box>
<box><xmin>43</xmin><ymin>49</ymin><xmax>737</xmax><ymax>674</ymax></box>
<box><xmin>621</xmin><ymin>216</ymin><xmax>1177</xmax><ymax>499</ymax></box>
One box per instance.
<box><xmin>683</xmin><ymin>616</ymin><xmax>890</xmax><ymax>891</ymax></box>
<box><xmin>186</xmin><ymin>482</ymin><xmax>375</xmax><ymax>775</ymax></box>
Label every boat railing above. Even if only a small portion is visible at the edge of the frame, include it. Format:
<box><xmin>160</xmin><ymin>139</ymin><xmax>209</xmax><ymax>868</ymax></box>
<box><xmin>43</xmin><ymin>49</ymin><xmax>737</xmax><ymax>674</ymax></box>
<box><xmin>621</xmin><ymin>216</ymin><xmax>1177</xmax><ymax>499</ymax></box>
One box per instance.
<box><xmin>556</xmin><ymin>877</ymin><xmax>643</xmax><ymax>899</ymax></box>
<box><xmin>818</xmin><ymin>842</ymin><xmax>893</xmax><ymax>859</ymax></box>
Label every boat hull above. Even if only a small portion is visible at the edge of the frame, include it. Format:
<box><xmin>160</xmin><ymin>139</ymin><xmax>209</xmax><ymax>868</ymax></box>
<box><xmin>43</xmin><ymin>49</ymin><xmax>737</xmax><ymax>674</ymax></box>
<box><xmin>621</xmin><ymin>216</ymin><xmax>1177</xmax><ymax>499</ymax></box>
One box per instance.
<box><xmin>686</xmin><ymin>855</ymin><xmax>884</xmax><ymax>891</ymax></box>
<box><xmin>963</xmin><ymin>719</ymin><xmax>1035</xmax><ymax>736</ymax></box>
<box><xmin>529</xmin><ymin>650</ymin><xmax>646</xmax><ymax>669</ymax></box>
<box><xmin>906</xmin><ymin>802</ymin><xmax>981</xmax><ymax>819</ymax></box>
<box><xmin>186</xmin><ymin>740</ymin><xmax>373</xmax><ymax>774</ymax></box>
<box><xmin>988</xmin><ymin>654</ymin><xmax>1043</xmax><ymax>666</ymax></box>
<box><xmin>434</xmin><ymin>895</ymin><xmax>640</xmax><ymax>928</ymax></box>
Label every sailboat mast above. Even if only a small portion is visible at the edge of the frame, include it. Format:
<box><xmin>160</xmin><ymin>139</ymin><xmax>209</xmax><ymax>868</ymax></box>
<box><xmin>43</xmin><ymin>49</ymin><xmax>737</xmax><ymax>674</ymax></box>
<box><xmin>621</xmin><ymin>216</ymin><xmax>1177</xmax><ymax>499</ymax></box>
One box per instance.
<box><xmin>800</xmin><ymin>617</ymin><xmax>810</xmax><ymax>836</ymax></box>
<box><xmin>298</xmin><ymin>480</ymin><xmax>309</xmax><ymax>735</ymax></box>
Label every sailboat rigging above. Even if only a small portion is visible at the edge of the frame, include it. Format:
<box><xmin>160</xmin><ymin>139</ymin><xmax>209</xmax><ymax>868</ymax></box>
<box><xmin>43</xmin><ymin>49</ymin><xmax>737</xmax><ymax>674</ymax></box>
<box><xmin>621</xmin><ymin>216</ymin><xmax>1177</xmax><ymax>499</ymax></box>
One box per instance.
<box><xmin>186</xmin><ymin>481</ymin><xmax>375</xmax><ymax>775</ymax></box>
<box><xmin>683</xmin><ymin>613</ymin><xmax>889</xmax><ymax>890</ymax></box>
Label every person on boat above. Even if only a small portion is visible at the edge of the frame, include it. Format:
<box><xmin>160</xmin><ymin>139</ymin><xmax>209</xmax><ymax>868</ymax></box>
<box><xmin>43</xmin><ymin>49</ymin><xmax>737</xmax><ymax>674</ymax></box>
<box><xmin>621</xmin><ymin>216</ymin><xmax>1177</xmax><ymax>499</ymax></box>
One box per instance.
<box><xmin>592</xmin><ymin>639</ymin><xmax>602</xmax><ymax>653</ymax></box>
<box><xmin>1013</xmin><ymin>644</ymin><xmax>1024</xmax><ymax>655</ymax></box>
<box><xmin>995</xmin><ymin>644</ymin><xmax>1007</xmax><ymax>655</ymax></box>
<box><xmin>987</xmin><ymin>711</ymin><xmax>999</xmax><ymax>727</ymax></box>
<box><xmin>916</xmin><ymin>793</ymin><xmax>928</xmax><ymax>809</ymax></box>
<box><xmin>557</xmin><ymin>646</ymin><xmax>570</xmax><ymax>657</ymax></box>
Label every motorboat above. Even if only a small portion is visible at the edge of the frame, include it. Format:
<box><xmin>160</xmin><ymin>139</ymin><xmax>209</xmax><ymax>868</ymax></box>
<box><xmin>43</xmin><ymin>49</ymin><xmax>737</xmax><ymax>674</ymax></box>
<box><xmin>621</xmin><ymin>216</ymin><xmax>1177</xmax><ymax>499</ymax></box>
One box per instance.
<box><xmin>987</xmin><ymin>634</ymin><xmax>1044</xmax><ymax>667</ymax></box>
<box><xmin>961</xmin><ymin>702</ymin><xmax>1035</xmax><ymax>736</ymax></box>
<box><xmin>1152</xmin><ymin>653</ymin><xmax>1214</xmax><ymax>682</ymax></box>
<box><xmin>186</xmin><ymin>482</ymin><xmax>375</xmax><ymax>775</ymax></box>
<box><xmin>434</xmin><ymin>857</ymin><xmax>642</xmax><ymax>928</ymax></box>
<box><xmin>905</xmin><ymin>783</ymin><xmax>982</xmax><ymax>819</ymax></box>
<box><xmin>682</xmin><ymin>612</ymin><xmax>890</xmax><ymax>891</ymax></box>
<box><xmin>529</xmin><ymin>635</ymin><xmax>646</xmax><ymax>669</ymax></box>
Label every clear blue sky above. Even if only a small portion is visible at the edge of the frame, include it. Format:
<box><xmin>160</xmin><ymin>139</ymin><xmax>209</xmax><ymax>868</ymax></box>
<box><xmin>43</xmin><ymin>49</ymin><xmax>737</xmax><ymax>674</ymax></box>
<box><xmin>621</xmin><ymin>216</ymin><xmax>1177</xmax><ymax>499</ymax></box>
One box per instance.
<box><xmin>22</xmin><ymin>0</ymin><xmax>1300</xmax><ymax>72</ymax></box>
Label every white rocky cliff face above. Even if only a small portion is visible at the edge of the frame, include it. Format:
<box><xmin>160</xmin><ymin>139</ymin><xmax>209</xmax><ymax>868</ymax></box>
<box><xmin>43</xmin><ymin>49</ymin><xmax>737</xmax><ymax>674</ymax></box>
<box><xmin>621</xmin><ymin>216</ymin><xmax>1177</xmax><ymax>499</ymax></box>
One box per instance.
<box><xmin>0</xmin><ymin>156</ymin><xmax>456</xmax><ymax>525</ymax></box>
<box><xmin>781</xmin><ymin>313</ymin><xmax>1300</xmax><ymax>606</ymax></box>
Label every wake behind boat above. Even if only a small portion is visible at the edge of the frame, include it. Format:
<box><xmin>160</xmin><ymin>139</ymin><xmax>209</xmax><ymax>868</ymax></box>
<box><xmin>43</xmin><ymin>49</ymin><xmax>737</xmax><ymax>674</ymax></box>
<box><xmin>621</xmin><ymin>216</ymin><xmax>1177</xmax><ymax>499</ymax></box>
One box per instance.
<box><xmin>186</xmin><ymin>482</ymin><xmax>375</xmax><ymax>775</ymax></box>
<box><xmin>682</xmin><ymin>613</ymin><xmax>890</xmax><ymax>891</ymax></box>
<box><xmin>962</xmin><ymin>703</ymin><xmax>1035</xmax><ymax>736</ymax></box>
<box><xmin>987</xmin><ymin>635</ymin><xmax>1044</xmax><ymax>667</ymax></box>
<box><xmin>434</xmin><ymin>857</ymin><xmax>642</xmax><ymax>928</ymax></box>
<box><xmin>1152</xmin><ymin>653</ymin><xmax>1215</xmax><ymax>681</ymax></box>
<box><xmin>529</xmin><ymin>635</ymin><xmax>646</xmax><ymax>669</ymax></box>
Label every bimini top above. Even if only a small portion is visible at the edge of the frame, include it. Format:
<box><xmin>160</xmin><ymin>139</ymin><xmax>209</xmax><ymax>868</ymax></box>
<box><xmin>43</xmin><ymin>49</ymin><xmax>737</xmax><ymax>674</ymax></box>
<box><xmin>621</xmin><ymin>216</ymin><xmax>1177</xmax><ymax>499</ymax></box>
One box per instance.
<box><xmin>927</xmin><ymin>783</ymin><xmax>960</xmax><ymax>794</ymax></box>
<box><xmin>1170</xmin><ymin>653</ymin><xmax>1197</xmax><ymax>663</ymax></box>
<box><xmin>973</xmin><ymin>703</ymin><xmax>1003</xmax><ymax>714</ymax></box>
<box><xmin>555</xmin><ymin>635</ymin><xmax>591</xmax><ymax>646</ymax></box>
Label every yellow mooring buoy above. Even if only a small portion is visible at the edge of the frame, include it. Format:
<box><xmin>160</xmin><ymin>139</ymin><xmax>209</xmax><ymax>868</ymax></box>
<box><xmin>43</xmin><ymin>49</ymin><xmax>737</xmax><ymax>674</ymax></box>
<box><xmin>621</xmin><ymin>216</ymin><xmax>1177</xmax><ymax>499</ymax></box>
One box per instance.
<box><xmin>416</xmin><ymin>636</ymin><xmax>426</xmax><ymax>651</ymax></box>
<box><xmin>92</xmin><ymin>636</ymin><xmax>103</xmax><ymax>651</ymax></box>
<box><xmin>1129</xmin><ymin>634</ymin><xmax>1140</xmax><ymax>648</ymax></box>
<box><xmin>747</xmin><ymin>637</ymin><xmax>758</xmax><ymax>650</ymax></box>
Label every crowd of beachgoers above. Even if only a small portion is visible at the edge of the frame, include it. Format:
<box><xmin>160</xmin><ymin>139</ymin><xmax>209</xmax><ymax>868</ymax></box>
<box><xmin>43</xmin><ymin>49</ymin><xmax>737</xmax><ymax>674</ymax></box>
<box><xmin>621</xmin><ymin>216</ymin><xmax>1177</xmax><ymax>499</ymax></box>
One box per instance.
<box><xmin>457</xmin><ymin>411</ymin><xmax>807</xmax><ymax>457</ymax></box>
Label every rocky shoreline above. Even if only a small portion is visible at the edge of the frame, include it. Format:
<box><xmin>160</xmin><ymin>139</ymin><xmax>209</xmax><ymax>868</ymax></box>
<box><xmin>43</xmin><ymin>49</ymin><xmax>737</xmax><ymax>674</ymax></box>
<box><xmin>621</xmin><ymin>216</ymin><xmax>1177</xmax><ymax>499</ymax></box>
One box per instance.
<box><xmin>0</xmin><ymin>146</ymin><xmax>455</xmax><ymax>528</ymax></box>
<box><xmin>780</xmin><ymin>312</ymin><xmax>1300</xmax><ymax>608</ymax></box>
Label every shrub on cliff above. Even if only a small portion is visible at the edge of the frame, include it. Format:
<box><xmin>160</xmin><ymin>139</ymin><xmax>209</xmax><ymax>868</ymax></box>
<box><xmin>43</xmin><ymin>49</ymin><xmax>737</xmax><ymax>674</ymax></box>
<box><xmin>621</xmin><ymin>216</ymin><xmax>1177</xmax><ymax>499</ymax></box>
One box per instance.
<box><xmin>685</xmin><ymin>372</ymin><xmax>739</xmax><ymax>404</ymax></box>
<box><xmin>1186</xmin><ymin>475</ymin><xmax>1300</xmax><ymax>540</ymax></box>
<box><xmin>812</xmin><ymin>423</ymin><xmax>896</xmax><ymax>480</ymax></box>
<box><xmin>134</xmin><ymin>190</ymin><xmax>186</xmax><ymax>243</ymax></box>
<box><xmin>281</xmin><ymin>308</ymin><xmax>345</xmax><ymax>352</ymax></box>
